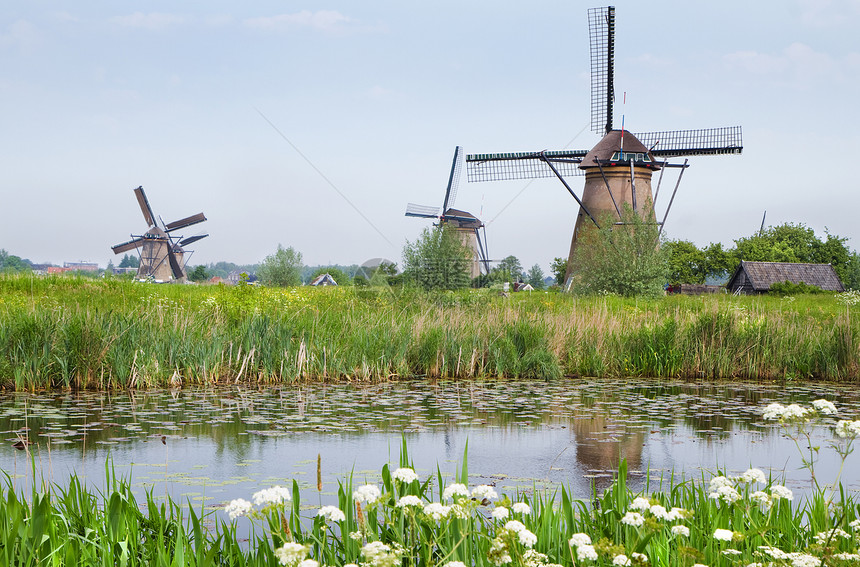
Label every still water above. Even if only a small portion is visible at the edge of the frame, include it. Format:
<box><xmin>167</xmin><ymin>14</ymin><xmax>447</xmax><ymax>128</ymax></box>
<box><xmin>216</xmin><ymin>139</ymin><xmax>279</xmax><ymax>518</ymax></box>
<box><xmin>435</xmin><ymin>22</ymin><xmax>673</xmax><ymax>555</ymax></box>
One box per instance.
<box><xmin>1</xmin><ymin>378</ymin><xmax>859</xmax><ymax>515</ymax></box>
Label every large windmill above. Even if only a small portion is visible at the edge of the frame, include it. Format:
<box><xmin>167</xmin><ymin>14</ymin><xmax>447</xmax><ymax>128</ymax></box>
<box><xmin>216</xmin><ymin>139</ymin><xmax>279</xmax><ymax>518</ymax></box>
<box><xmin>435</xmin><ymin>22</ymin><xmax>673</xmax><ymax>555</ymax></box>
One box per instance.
<box><xmin>111</xmin><ymin>186</ymin><xmax>208</xmax><ymax>282</ymax></box>
<box><xmin>465</xmin><ymin>6</ymin><xmax>742</xmax><ymax>284</ymax></box>
<box><xmin>405</xmin><ymin>146</ymin><xmax>491</xmax><ymax>278</ymax></box>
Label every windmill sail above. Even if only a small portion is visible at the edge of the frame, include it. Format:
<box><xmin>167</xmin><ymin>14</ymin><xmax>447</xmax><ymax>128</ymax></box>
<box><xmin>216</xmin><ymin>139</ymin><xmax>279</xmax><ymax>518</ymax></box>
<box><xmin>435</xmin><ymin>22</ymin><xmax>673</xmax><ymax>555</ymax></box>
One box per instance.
<box><xmin>405</xmin><ymin>203</ymin><xmax>441</xmax><ymax>218</ymax></box>
<box><xmin>441</xmin><ymin>146</ymin><xmax>464</xmax><ymax>211</ymax></box>
<box><xmin>466</xmin><ymin>150</ymin><xmax>586</xmax><ymax>182</ymax></box>
<box><xmin>633</xmin><ymin>127</ymin><xmax>743</xmax><ymax>157</ymax></box>
<box><xmin>134</xmin><ymin>186</ymin><xmax>156</xmax><ymax>227</ymax></box>
<box><xmin>166</xmin><ymin>212</ymin><xmax>207</xmax><ymax>232</ymax></box>
<box><xmin>589</xmin><ymin>6</ymin><xmax>615</xmax><ymax>135</ymax></box>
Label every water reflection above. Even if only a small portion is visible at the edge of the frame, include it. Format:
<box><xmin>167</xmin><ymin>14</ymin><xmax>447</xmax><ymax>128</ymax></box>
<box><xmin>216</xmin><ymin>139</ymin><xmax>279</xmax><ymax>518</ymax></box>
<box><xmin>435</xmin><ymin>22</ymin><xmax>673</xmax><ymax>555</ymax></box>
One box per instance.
<box><xmin>1</xmin><ymin>378</ymin><xmax>858</xmax><ymax>508</ymax></box>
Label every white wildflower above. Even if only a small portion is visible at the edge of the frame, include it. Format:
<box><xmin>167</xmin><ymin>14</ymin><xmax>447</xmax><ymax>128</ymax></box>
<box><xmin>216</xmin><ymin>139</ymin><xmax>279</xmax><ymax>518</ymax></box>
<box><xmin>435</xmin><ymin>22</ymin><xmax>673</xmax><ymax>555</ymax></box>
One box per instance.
<box><xmin>770</xmin><ymin>485</ymin><xmax>793</xmax><ymax>501</ymax></box>
<box><xmin>443</xmin><ymin>562</ymin><xmax>468</xmax><ymax>567</ymax></box>
<box><xmin>349</xmin><ymin>532</ymin><xmax>363</xmax><ymax>541</ymax></box>
<box><xmin>631</xmin><ymin>552</ymin><xmax>649</xmax><ymax>563</ymax></box>
<box><xmin>835</xmin><ymin>420</ymin><xmax>860</xmax><ymax>439</ymax></box>
<box><xmin>788</xmin><ymin>553</ymin><xmax>820</xmax><ymax>567</ymax></box>
<box><xmin>812</xmin><ymin>399</ymin><xmax>838</xmax><ymax>415</ymax></box>
<box><xmin>740</xmin><ymin>468</ymin><xmax>767</xmax><ymax>484</ymax></box>
<box><xmin>396</xmin><ymin>495</ymin><xmax>423</xmax><ymax>508</ymax></box>
<box><xmin>713</xmin><ymin>528</ymin><xmax>735</xmax><ymax>542</ymax></box>
<box><xmin>813</xmin><ymin>528</ymin><xmax>850</xmax><ymax>544</ymax></box>
<box><xmin>523</xmin><ymin>550</ymin><xmax>548</xmax><ymax>567</ymax></box>
<box><xmin>298</xmin><ymin>560</ymin><xmax>318</xmax><ymax>567</ymax></box>
<box><xmin>392</xmin><ymin>468</ymin><xmax>418</xmax><ymax>483</ymax></box>
<box><xmin>492</xmin><ymin>506</ymin><xmax>510</xmax><ymax>520</ymax></box>
<box><xmin>613</xmin><ymin>555</ymin><xmax>632</xmax><ymax>566</ymax></box>
<box><xmin>512</xmin><ymin>502</ymin><xmax>531</xmax><ymax>515</ymax></box>
<box><xmin>449</xmin><ymin>504</ymin><xmax>468</xmax><ymax>519</ymax></box>
<box><xmin>472</xmin><ymin>485</ymin><xmax>498</xmax><ymax>501</ymax></box>
<box><xmin>443</xmin><ymin>483</ymin><xmax>470</xmax><ymax>500</ymax></box>
<box><xmin>224</xmin><ymin>498</ymin><xmax>253</xmax><ymax>520</ymax></box>
<box><xmin>763</xmin><ymin>403</ymin><xmax>786</xmax><ymax>420</ymax></box>
<box><xmin>621</xmin><ymin>512</ymin><xmax>645</xmax><ymax>527</ymax></box>
<box><xmin>353</xmin><ymin>484</ymin><xmax>381</xmax><ymax>504</ymax></box>
<box><xmin>361</xmin><ymin>541</ymin><xmax>401</xmax><ymax>567</ymax></box>
<box><xmin>710</xmin><ymin>485</ymin><xmax>741</xmax><ymax>504</ymax></box>
<box><xmin>708</xmin><ymin>476</ymin><xmax>733</xmax><ymax>493</ymax></box>
<box><xmin>274</xmin><ymin>542</ymin><xmax>310</xmax><ymax>567</ymax></box>
<box><xmin>252</xmin><ymin>486</ymin><xmax>291</xmax><ymax>507</ymax></box>
<box><xmin>317</xmin><ymin>505</ymin><xmax>346</xmax><ymax>522</ymax></box>
<box><xmin>758</xmin><ymin>546</ymin><xmax>789</xmax><ymax>560</ymax></box>
<box><xmin>630</xmin><ymin>497</ymin><xmax>651</xmax><ymax>511</ymax></box>
<box><xmin>750</xmin><ymin>491</ymin><xmax>772</xmax><ymax>512</ymax></box>
<box><xmin>849</xmin><ymin>519</ymin><xmax>860</xmax><ymax>530</ymax></box>
<box><xmin>671</xmin><ymin>525</ymin><xmax>690</xmax><ymax>537</ymax></box>
<box><xmin>833</xmin><ymin>553</ymin><xmax>860</xmax><ymax>561</ymax></box>
<box><xmin>518</xmin><ymin>529</ymin><xmax>538</xmax><ymax>548</ymax></box>
<box><xmin>692</xmin><ymin>564</ymin><xmax>709</xmax><ymax>567</ymax></box>
<box><xmin>577</xmin><ymin>545</ymin><xmax>598</xmax><ymax>561</ymax></box>
<box><xmin>568</xmin><ymin>533</ymin><xmax>592</xmax><ymax>548</ymax></box>
<box><xmin>503</xmin><ymin>520</ymin><xmax>526</xmax><ymax>533</ymax></box>
<box><xmin>423</xmin><ymin>502</ymin><xmax>450</xmax><ymax>520</ymax></box>
<box><xmin>722</xmin><ymin>549</ymin><xmax>742</xmax><ymax>556</ymax></box>
<box><xmin>783</xmin><ymin>404</ymin><xmax>810</xmax><ymax>421</ymax></box>
<box><xmin>489</xmin><ymin>538</ymin><xmax>512</xmax><ymax>566</ymax></box>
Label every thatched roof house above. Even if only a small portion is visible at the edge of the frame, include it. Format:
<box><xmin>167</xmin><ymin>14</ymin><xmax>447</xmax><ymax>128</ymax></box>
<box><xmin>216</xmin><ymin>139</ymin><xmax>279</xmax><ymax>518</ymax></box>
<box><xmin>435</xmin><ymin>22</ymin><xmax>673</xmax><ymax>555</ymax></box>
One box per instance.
<box><xmin>727</xmin><ymin>261</ymin><xmax>844</xmax><ymax>294</ymax></box>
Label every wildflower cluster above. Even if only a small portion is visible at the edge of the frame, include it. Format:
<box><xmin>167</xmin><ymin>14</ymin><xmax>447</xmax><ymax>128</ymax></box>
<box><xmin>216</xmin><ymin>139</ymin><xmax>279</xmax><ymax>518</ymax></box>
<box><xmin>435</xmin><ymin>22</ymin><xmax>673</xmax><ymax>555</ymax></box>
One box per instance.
<box><xmin>707</xmin><ymin>468</ymin><xmax>792</xmax><ymax>511</ymax></box>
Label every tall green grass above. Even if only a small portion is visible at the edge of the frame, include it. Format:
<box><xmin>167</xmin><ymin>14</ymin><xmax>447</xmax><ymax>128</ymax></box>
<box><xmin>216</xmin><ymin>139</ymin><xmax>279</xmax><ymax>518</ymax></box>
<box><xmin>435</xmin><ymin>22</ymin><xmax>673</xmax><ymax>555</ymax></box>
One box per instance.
<box><xmin>1</xmin><ymin>274</ymin><xmax>859</xmax><ymax>389</ymax></box>
<box><xmin>2</xmin><ymin>448</ymin><xmax>858</xmax><ymax>566</ymax></box>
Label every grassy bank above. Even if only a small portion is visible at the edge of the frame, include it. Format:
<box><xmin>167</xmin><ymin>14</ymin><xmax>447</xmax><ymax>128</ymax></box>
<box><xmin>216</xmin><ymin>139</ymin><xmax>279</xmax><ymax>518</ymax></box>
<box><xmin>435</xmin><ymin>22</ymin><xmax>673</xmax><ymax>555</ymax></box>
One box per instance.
<box><xmin>1</xmin><ymin>274</ymin><xmax>859</xmax><ymax>389</ymax></box>
<box><xmin>3</xmin><ymin>440</ymin><xmax>859</xmax><ymax>567</ymax></box>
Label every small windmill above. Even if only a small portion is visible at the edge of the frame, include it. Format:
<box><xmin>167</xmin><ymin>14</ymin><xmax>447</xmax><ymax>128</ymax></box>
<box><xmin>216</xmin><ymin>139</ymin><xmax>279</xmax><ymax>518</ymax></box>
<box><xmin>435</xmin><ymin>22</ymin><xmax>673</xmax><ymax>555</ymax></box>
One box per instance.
<box><xmin>405</xmin><ymin>146</ymin><xmax>491</xmax><ymax>278</ymax></box>
<box><xmin>466</xmin><ymin>6</ymin><xmax>742</xmax><ymax>283</ymax></box>
<box><xmin>111</xmin><ymin>186</ymin><xmax>208</xmax><ymax>282</ymax></box>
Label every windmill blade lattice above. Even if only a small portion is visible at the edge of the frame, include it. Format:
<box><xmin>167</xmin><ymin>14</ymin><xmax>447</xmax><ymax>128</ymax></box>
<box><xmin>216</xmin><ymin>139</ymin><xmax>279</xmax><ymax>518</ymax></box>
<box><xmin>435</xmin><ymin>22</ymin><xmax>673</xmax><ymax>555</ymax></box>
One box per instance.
<box><xmin>634</xmin><ymin>127</ymin><xmax>743</xmax><ymax>157</ymax></box>
<box><xmin>466</xmin><ymin>150</ymin><xmax>586</xmax><ymax>182</ymax></box>
<box><xmin>589</xmin><ymin>6</ymin><xmax>615</xmax><ymax>135</ymax></box>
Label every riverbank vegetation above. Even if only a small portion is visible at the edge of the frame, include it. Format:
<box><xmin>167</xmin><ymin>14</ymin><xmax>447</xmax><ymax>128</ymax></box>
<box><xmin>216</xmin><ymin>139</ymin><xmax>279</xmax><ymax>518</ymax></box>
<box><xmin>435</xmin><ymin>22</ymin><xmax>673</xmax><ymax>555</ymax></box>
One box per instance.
<box><xmin>3</xmin><ymin>400</ymin><xmax>859</xmax><ymax>567</ymax></box>
<box><xmin>1</xmin><ymin>274</ymin><xmax>859</xmax><ymax>389</ymax></box>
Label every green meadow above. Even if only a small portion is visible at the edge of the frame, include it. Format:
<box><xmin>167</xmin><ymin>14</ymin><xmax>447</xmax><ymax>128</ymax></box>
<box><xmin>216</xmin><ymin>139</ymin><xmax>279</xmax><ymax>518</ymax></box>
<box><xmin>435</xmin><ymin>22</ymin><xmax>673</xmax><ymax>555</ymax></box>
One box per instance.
<box><xmin>1</xmin><ymin>274</ymin><xmax>858</xmax><ymax>389</ymax></box>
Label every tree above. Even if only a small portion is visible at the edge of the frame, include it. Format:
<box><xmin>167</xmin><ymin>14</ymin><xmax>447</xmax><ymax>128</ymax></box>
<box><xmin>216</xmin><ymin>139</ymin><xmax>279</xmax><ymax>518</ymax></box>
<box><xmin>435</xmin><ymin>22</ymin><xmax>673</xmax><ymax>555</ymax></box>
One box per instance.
<box><xmin>188</xmin><ymin>265</ymin><xmax>209</xmax><ymax>282</ymax></box>
<box><xmin>258</xmin><ymin>245</ymin><xmax>303</xmax><ymax>287</ymax></box>
<box><xmin>491</xmin><ymin>255</ymin><xmax>523</xmax><ymax>283</ymax></box>
<box><xmin>570</xmin><ymin>206</ymin><xmax>668</xmax><ymax>298</ymax></box>
<box><xmin>402</xmin><ymin>226</ymin><xmax>471</xmax><ymax>291</ymax></box>
<box><xmin>550</xmin><ymin>257</ymin><xmax>568</xmax><ymax>286</ymax></box>
<box><xmin>527</xmin><ymin>264</ymin><xmax>546</xmax><ymax>290</ymax></box>
<box><xmin>0</xmin><ymin>249</ymin><xmax>30</xmax><ymax>272</ymax></box>
<box><xmin>665</xmin><ymin>240</ymin><xmax>707</xmax><ymax>284</ymax></box>
<box><xmin>118</xmin><ymin>254</ymin><xmax>139</xmax><ymax>268</ymax></box>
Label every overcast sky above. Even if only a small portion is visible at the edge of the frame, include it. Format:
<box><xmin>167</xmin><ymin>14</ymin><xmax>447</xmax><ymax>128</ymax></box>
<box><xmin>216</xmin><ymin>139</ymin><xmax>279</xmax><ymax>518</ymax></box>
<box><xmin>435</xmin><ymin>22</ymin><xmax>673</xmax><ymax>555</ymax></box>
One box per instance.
<box><xmin>3</xmin><ymin>1</ymin><xmax>860</xmax><ymax>272</ymax></box>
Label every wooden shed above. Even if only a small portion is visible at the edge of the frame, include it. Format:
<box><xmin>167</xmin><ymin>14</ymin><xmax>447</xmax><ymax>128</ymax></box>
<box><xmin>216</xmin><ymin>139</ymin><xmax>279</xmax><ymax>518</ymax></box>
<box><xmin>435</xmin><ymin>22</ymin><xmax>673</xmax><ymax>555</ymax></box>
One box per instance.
<box><xmin>727</xmin><ymin>261</ymin><xmax>844</xmax><ymax>294</ymax></box>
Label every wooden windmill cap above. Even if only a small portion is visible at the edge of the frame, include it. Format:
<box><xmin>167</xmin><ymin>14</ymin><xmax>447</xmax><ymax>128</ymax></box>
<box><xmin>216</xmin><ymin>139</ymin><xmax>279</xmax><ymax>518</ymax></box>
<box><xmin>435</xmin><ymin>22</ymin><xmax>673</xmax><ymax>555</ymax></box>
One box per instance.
<box><xmin>443</xmin><ymin>208</ymin><xmax>484</xmax><ymax>229</ymax></box>
<box><xmin>579</xmin><ymin>130</ymin><xmax>660</xmax><ymax>170</ymax></box>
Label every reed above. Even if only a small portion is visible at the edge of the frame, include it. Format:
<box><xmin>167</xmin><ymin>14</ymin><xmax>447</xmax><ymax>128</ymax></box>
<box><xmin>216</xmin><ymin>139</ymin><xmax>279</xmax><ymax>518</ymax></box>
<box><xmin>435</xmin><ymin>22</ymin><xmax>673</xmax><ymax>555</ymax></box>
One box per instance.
<box><xmin>1</xmin><ymin>444</ymin><xmax>857</xmax><ymax>567</ymax></box>
<box><xmin>1</xmin><ymin>274</ymin><xmax>859</xmax><ymax>389</ymax></box>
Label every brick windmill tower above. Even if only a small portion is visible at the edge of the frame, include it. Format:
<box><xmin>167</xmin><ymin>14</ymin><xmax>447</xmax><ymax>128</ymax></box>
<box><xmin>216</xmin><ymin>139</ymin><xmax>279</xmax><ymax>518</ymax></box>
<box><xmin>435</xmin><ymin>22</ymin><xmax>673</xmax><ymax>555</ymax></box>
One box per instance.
<box><xmin>465</xmin><ymin>6</ymin><xmax>743</xmax><ymax>285</ymax></box>
<box><xmin>405</xmin><ymin>146</ymin><xmax>491</xmax><ymax>279</ymax></box>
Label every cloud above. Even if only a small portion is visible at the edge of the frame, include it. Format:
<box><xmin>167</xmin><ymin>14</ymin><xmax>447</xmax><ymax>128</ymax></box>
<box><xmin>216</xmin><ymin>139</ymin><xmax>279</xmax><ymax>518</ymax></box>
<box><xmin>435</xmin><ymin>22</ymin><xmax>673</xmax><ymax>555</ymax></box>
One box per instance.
<box><xmin>0</xmin><ymin>20</ymin><xmax>39</xmax><ymax>51</ymax></box>
<box><xmin>244</xmin><ymin>10</ymin><xmax>351</xmax><ymax>33</ymax></box>
<box><xmin>110</xmin><ymin>12</ymin><xmax>186</xmax><ymax>31</ymax></box>
<box><xmin>722</xmin><ymin>42</ymin><xmax>852</xmax><ymax>86</ymax></box>
<box><xmin>797</xmin><ymin>0</ymin><xmax>860</xmax><ymax>27</ymax></box>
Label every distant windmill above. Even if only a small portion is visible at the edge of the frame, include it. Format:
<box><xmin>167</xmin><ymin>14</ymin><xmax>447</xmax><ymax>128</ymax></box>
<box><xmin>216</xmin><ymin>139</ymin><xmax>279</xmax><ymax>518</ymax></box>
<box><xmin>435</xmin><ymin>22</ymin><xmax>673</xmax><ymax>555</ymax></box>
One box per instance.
<box><xmin>465</xmin><ymin>6</ymin><xmax>743</xmax><ymax>284</ymax></box>
<box><xmin>405</xmin><ymin>146</ymin><xmax>491</xmax><ymax>278</ymax></box>
<box><xmin>111</xmin><ymin>186</ymin><xmax>208</xmax><ymax>282</ymax></box>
